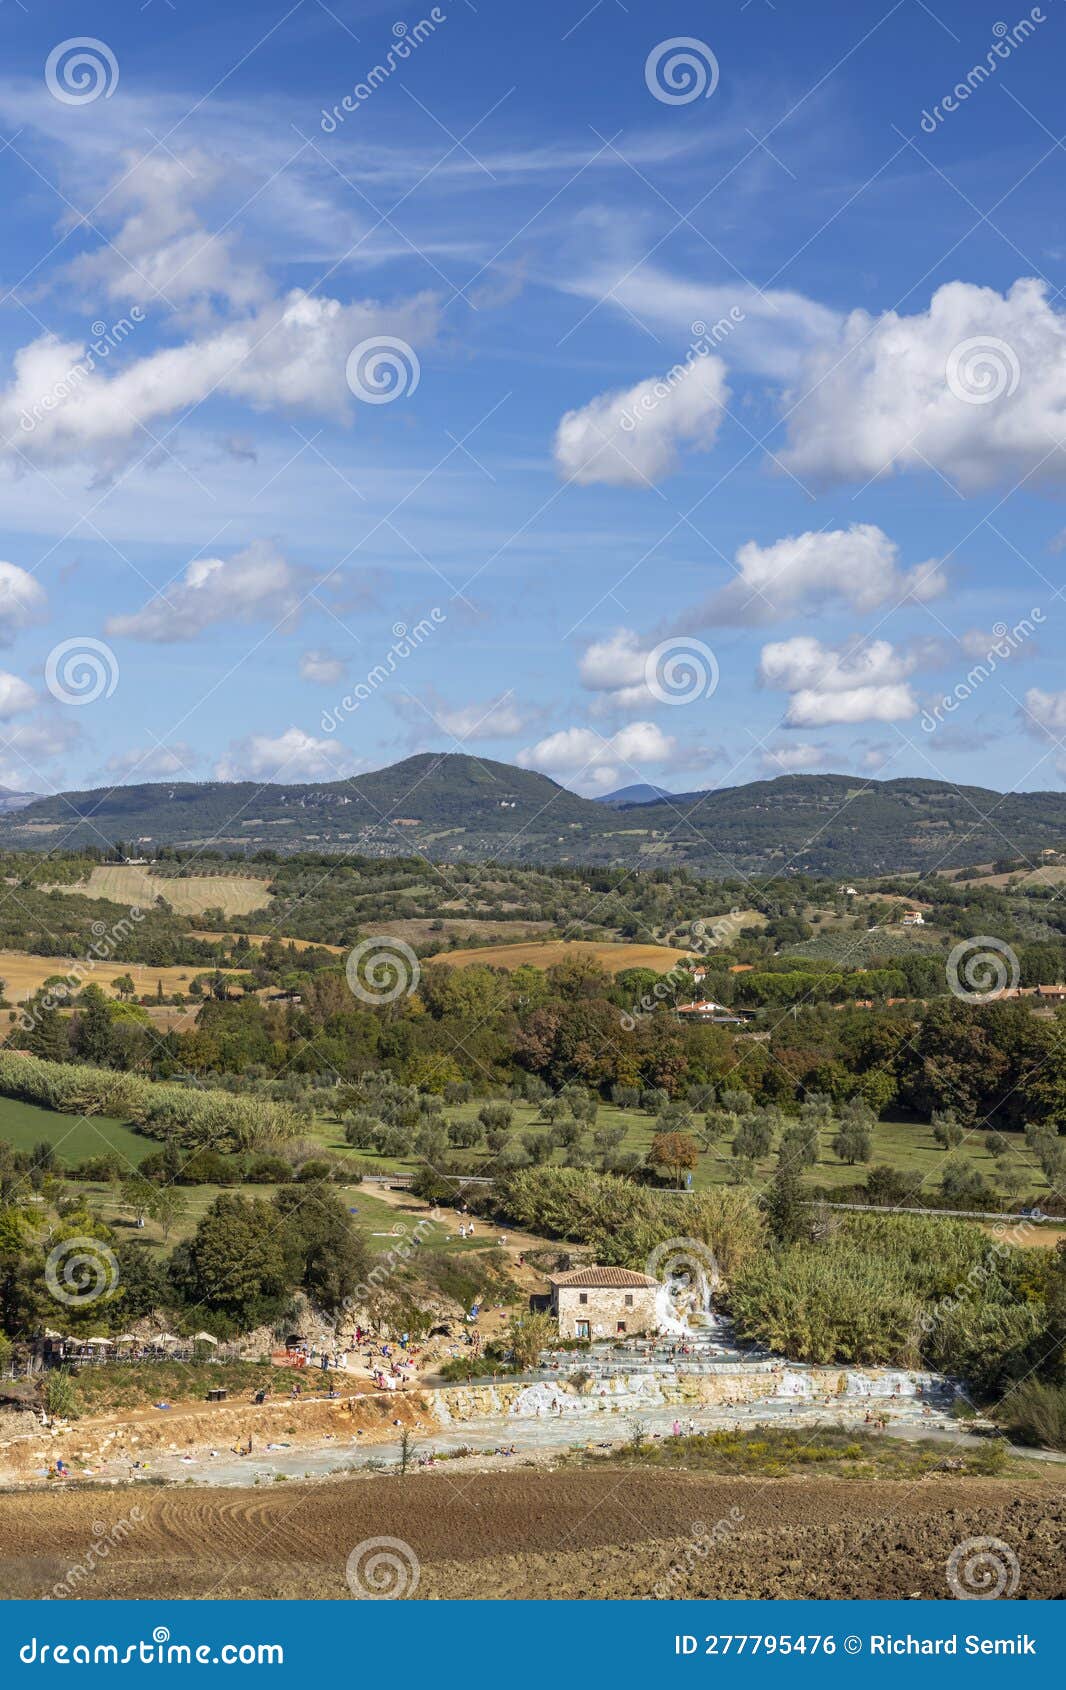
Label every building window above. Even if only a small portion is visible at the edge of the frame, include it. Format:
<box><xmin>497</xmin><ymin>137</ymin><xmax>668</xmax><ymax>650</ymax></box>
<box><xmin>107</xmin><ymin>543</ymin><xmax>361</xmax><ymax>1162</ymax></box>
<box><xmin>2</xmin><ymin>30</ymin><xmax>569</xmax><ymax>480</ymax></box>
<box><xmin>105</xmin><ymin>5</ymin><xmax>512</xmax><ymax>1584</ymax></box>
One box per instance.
<box><xmin>624</xmin><ymin>1294</ymin><xmax>633</xmax><ymax>1308</ymax></box>
<box><xmin>617</xmin><ymin>1321</ymin><xmax>626</xmax><ymax>1334</ymax></box>
<box><xmin>579</xmin><ymin>1292</ymin><xmax>588</xmax><ymax>1305</ymax></box>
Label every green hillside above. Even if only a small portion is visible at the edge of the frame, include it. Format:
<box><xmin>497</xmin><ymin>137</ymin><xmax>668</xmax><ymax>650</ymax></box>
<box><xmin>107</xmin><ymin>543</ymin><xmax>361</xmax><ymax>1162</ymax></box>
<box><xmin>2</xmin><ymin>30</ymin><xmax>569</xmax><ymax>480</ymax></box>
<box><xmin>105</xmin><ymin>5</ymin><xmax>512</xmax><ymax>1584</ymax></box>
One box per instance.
<box><xmin>2</xmin><ymin>758</ymin><xmax>1065</xmax><ymax>878</ymax></box>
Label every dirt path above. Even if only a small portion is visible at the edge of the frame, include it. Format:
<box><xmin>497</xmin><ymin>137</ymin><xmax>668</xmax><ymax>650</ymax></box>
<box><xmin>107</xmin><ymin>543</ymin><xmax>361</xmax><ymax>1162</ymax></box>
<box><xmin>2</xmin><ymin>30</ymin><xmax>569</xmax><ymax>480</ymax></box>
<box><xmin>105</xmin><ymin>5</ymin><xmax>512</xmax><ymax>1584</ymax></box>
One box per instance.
<box><xmin>2</xmin><ymin>1469</ymin><xmax>1060</xmax><ymax>1600</ymax></box>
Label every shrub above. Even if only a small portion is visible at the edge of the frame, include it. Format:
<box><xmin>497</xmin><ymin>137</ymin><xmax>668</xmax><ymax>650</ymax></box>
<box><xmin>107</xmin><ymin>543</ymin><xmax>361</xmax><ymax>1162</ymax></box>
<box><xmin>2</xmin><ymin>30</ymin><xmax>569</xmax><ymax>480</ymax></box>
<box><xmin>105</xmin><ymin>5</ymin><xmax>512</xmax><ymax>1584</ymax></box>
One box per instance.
<box><xmin>481</xmin><ymin>1165</ymin><xmax>764</xmax><ymax>1277</ymax></box>
<box><xmin>44</xmin><ymin>1370</ymin><xmax>81</xmax><ymax>1420</ymax></box>
<box><xmin>1000</xmin><ymin>1378</ymin><xmax>1066</xmax><ymax>1450</ymax></box>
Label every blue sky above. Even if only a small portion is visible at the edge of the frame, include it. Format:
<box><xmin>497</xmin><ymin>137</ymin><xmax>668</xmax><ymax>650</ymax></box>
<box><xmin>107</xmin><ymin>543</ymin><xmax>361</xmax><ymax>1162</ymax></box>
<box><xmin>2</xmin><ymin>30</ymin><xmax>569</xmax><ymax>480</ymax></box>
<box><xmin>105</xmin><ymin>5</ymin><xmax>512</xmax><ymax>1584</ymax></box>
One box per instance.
<box><xmin>0</xmin><ymin>0</ymin><xmax>1065</xmax><ymax>801</ymax></box>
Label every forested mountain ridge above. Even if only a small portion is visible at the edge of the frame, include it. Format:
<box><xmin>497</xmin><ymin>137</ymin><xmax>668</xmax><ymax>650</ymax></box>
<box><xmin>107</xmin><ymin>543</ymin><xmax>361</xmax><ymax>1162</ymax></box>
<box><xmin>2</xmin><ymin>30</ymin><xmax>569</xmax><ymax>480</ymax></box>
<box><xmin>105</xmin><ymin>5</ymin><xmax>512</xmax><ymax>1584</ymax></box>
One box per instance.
<box><xmin>1</xmin><ymin>755</ymin><xmax>1064</xmax><ymax>877</ymax></box>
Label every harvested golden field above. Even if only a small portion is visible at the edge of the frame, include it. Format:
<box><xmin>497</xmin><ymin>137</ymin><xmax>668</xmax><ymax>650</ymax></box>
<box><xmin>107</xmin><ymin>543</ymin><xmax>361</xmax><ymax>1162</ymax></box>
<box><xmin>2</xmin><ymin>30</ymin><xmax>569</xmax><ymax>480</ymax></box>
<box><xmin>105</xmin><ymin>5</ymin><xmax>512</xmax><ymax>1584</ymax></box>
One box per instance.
<box><xmin>383</xmin><ymin>916</ymin><xmax>554</xmax><ymax>946</ymax></box>
<box><xmin>42</xmin><ymin>866</ymin><xmax>272</xmax><ymax>918</ymax></box>
<box><xmin>960</xmin><ymin>864</ymin><xmax>1066</xmax><ymax>889</ymax></box>
<box><xmin>200</xmin><ymin>919</ymin><xmax>552</xmax><ymax>953</ymax></box>
<box><xmin>426</xmin><ymin>938</ymin><xmax>695</xmax><ymax>974</ymax></box>
<box><xmin>0</xmin><ymin>950</ymin><xmax>229</xmax><ymax>1004</ymax></box>
<box><xmin>196</xmin><ymin>930</ymin><xmax>346</xmax><ymax>954</ymax></box>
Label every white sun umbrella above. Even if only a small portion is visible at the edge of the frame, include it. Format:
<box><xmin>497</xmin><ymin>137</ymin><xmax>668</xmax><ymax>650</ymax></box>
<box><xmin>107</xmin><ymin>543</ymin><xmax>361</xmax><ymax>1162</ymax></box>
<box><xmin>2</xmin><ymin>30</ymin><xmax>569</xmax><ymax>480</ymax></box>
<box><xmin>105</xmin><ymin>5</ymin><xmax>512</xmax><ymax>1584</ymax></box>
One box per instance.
<box><xmin>112</xmin><ymin>1334</ymin><xmax>136</xmax><ymax>1344</ymax></box>
<box><xmin>152</xmin><ymin>1333</ymin><xmax>179</xmax><ymax>1346</ymax></box>
<box><xmin>192</xmin><ymin>1332</ymin><xmax>218</xmax><ymax>1345</ymax></box>
<box><xmin>84</xmin><ymin>1336</ymin><xmax>112</xmax><ymax>1346</ymax></box>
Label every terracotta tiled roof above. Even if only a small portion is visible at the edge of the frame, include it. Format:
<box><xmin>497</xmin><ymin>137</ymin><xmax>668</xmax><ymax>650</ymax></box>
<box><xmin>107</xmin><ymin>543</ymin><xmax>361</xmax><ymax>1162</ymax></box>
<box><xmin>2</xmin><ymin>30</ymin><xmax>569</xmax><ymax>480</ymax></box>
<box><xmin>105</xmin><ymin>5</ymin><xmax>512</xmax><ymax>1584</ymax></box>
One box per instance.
<box><xmin>549</xmin><ymin>1266</ymin><xmax>659</xmax><ymax>1289</ymax></box>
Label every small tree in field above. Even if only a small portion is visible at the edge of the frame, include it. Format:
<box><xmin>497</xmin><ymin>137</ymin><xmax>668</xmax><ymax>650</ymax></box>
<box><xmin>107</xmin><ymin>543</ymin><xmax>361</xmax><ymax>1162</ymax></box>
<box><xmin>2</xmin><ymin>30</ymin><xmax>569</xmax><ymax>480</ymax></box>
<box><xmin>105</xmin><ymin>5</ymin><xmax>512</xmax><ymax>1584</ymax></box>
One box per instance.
<box><xmin>649</xmin><ymin>1130</ymin><xmax>700</xmax><ymax>1189</ymax></box>
<box><xmin>932</xmin><ymin>1109</ymin><xmax>964</xmax><ymax>1150</ymax></box>
<box><xmin>831</xmin><ymin>1119</ymin><xmax>872</xmax><ymax>1165</ymax></box>
<box><xmin>996</xmin><ymin>1160</ymin><xmax>1024</xmax><ymax>1209</ymax></box>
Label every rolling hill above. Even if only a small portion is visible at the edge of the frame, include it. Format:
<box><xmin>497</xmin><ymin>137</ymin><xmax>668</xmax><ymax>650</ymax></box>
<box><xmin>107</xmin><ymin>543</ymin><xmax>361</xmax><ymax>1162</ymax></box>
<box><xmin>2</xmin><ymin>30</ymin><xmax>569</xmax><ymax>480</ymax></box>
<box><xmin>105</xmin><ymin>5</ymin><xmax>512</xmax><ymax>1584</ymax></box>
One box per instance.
<box><xmin>594</xmin><ymin>783</ymin><xmax>675</xmax><ymax>806</ymax></box>
<box><xmin>1</xmin><ymin>755</ymin><xmax>1064</xmax><ymax>878</ymax></box>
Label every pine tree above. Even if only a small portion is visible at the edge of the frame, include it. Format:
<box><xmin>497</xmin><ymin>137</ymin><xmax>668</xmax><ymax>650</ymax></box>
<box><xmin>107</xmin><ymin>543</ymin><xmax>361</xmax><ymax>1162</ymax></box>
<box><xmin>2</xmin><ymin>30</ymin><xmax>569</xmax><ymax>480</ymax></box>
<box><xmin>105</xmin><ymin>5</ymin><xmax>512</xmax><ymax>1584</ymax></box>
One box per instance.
<box><xmin>764</xmin><ymin>1157</ymin><xmax>808</xmax><ymax>1245</ymax></box>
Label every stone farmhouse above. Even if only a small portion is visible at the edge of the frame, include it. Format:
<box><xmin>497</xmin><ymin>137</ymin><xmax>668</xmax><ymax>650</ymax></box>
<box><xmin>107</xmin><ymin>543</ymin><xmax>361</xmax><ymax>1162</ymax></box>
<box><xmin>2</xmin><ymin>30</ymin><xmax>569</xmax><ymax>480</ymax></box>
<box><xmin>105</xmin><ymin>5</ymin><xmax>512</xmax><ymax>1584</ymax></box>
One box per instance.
<box><xmin>547</xmin><ymin>1266</ymin><xmax>659</xmax><ymax>1340</ymax></box>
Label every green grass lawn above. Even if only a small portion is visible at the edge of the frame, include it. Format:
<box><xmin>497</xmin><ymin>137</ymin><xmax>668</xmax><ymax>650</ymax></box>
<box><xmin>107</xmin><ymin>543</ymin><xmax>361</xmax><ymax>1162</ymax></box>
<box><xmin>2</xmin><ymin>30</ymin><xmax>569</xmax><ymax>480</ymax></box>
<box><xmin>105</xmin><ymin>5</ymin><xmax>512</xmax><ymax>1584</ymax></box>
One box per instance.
<box><xmin>0</xmin><ymin>1094</ymin><xmax>152</xmax><ymax>1168</ymax></box>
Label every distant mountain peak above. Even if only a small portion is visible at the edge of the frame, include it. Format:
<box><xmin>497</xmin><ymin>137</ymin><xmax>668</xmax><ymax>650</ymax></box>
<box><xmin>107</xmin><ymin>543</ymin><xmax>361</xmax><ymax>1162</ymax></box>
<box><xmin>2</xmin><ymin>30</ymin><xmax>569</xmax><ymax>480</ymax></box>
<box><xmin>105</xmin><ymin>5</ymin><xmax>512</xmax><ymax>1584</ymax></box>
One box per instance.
<box><xmin>594</xmin><ymin>783</ymin><xmax>675</xmax><ymax>807</ymax></box>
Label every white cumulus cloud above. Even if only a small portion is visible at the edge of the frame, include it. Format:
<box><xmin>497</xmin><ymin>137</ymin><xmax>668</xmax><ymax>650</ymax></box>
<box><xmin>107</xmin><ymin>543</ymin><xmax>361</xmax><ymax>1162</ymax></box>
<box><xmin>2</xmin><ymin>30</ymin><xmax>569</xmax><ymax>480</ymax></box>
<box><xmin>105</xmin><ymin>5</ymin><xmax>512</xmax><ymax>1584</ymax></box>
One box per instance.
<box><xmin>693</xmin><ymin>524</ymin><xmax>946</xmax><ymax>626</ymax></box>
<box><xmin>0</xmin><ymin>561</ymin><xmax>48</xmax><ymax>645</ymax></box>
<box><xmin>780</xmin><ymin>278</ymin><xmax>1066</xmax><ymax>491</ymax></box>
<box><xmin>0</xmin><ymin>143</ymin><xmax>440</xmax><ymax>478</ymax></box>
<box><xmin>105</xmin><ymin>742</ymin><xmax>199</xmax><ymax>779</ymax></box>
<box><xmin>1023</xmin><ymin>688</ymin><xmax>1066</xmax><ymax>738</ymax></box>
<box><xmin>517</xmin><ymin>720</ymin><xmax>677</xmax><ymax>790</ymax></box>
<box><xmin>0</xmin><ymin>672</ymin><xmax>37</xmax><ymax>718</ymax></box>
<box><xmin>760</xmin><ymin>741</ymin><xmax>828</xmax><ymax>774</ymax></box>
<box><xmin>107</xmin><ymin>540</ymin><xmax>301</xmax><ymax>642</ymax></box>
<box><xmin>214</xmin><ymin>726</ymin><xmax>364</xmax><ymax>782</ymax></box>
<box><xmin>435</xmin><ymin>695</ymin><xmax>527</xmax><ymax>740</ymax></box>
<box><xmin>578</xmin><ymin>628</ymin><xmax>661</xmax><ymax>710</ymax></box>
<box><xmin>300</xmin><ymin>649</ymin><xmax>346</xmax><ymax>685</ymax></box>
<box><xmin>553</xmin><ymin>354</ymin><xmax>727</xmax><ymax>487</ymax></box>
<box><xmin>760</xmin><ymin>635</ymin><xmax>918</xmax><ymax>726</ymax></box>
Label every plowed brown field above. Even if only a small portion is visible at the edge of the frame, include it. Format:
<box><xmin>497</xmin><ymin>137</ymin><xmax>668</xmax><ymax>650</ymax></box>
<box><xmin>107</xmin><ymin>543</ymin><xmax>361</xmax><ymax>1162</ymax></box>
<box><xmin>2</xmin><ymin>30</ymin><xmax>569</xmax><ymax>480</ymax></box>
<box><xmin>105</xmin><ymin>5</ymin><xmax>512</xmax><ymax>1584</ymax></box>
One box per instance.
<box><xmin>2</xmin><ymin>1470</ymin><xmax>1061</xmax><ymax>1600</ymax></box>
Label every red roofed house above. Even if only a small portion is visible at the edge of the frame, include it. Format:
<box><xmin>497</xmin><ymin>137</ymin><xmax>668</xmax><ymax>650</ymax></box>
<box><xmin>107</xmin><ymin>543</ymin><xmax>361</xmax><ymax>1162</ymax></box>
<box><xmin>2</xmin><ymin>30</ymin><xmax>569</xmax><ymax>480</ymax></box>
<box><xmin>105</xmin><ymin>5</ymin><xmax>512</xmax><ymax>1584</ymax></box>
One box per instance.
<box><xmin>675</xmin><ymin>999</ymin><xmax>749</xmax><ymax>1024</ymax></box>
<box><xmin>548</xmin><ymin>1266</ymin><xmax>659</xmax><ymax>1340</ymax></box>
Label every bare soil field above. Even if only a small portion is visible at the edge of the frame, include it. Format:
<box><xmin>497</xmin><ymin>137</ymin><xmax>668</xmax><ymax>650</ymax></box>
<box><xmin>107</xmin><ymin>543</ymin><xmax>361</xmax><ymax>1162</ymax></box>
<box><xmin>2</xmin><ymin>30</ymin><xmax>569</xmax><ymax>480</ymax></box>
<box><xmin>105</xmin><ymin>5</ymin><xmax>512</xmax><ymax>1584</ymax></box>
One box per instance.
<box><xmin>427</xmin><ymin>939</ymin><xmax>696</xmax><ymax>974</ymax></box>
<box><xmin>0</xmin><ymin>950</ymin><xmax>230</xmax><ymax>1004</ymax></box>
<box><xmin>0</xmin><ymin>1470</ymin><xmax>1060</xmax><ymax>1600</ymax></box>
<box><xmin>41</xmin><ymin>867</ymin><xmax>272</xmax><ymax>918</ymax></box>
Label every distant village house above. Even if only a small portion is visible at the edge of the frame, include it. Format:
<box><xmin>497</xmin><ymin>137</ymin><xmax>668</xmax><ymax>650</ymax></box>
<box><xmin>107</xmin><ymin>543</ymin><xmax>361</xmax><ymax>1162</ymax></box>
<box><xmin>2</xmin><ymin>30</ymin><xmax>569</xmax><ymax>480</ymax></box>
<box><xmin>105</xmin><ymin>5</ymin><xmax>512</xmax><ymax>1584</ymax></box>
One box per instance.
<box><xmin>674</xmin><ymin>998</ymin><xmax>749</xmax><ymax>1024</ymax></box>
